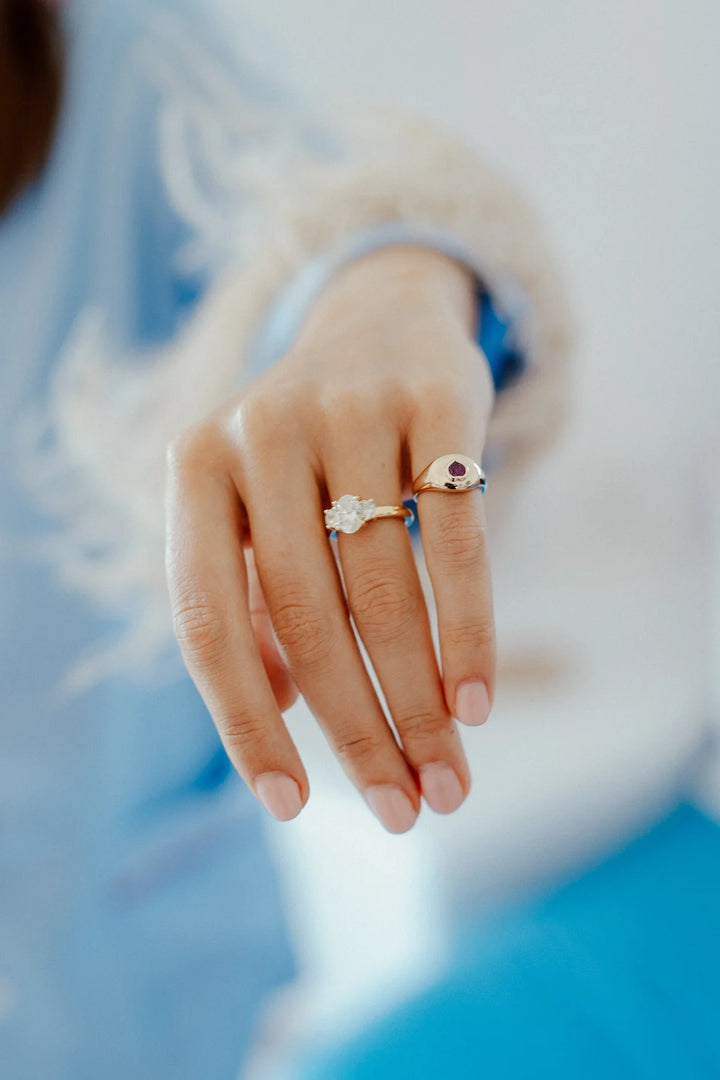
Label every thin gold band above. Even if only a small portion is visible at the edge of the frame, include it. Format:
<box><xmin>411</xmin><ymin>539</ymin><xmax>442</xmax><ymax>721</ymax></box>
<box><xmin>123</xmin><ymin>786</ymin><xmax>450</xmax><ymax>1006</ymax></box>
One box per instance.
<box><xmin>372</xmin><ymin>505</ymin><xmax>414</xmax><ymax>521</ymax></box>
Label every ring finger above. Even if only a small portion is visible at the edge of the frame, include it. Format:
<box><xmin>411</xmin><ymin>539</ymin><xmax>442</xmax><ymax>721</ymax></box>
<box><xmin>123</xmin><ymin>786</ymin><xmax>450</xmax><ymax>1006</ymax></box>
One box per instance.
<box><xmin>409</xmin><ymin>418</ymin><xmax>496</xmax><ymax>730</ymax></box>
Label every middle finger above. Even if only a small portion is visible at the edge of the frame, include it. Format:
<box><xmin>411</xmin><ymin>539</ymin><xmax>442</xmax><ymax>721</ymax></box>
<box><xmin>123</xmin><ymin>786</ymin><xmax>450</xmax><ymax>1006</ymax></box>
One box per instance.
<box><xmin>242</xmin><ymin>459</ymin><xmax>422</xmax><ymax>834</ymax></box>
<box><xmin>326</xmin><ymin>439</ymin><xmax>471</xmax><ymax>815</ymax></box>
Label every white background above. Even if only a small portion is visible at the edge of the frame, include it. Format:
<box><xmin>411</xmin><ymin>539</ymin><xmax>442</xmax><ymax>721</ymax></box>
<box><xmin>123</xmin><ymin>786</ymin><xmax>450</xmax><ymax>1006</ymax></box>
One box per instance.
<box><xmin>243</xmin><ymin>1</ymin><xmax>720</xmax><ymax>1070</ymax></box>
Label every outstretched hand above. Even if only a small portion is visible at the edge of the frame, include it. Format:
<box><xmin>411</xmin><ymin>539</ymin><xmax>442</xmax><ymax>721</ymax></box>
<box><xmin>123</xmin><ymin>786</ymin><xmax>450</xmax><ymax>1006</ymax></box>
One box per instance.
<box><xmin>165</xmin><ymin>246</ymin><xmax>496</xmax><ymax>833</ymax></box>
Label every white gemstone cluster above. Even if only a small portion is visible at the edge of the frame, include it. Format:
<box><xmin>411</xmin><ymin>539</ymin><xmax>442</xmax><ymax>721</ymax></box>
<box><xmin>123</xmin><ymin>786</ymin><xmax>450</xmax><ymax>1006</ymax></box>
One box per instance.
<box><xmin>324</xmin><ymin>494</ymin><xmax>376</xmax><ymax>534</ymax></box>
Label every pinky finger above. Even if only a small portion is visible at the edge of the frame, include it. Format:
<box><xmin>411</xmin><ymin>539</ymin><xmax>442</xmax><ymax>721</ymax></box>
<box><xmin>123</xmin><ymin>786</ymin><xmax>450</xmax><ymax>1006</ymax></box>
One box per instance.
<box><xmin>245</xmin><ymin>546</ymin><xmax>299</xmax><ymax>713</ymax></box>
<box><xmin>166</xmin><ymin>438</ymin><xmax>308</xmax><ymax>821</ymax></box>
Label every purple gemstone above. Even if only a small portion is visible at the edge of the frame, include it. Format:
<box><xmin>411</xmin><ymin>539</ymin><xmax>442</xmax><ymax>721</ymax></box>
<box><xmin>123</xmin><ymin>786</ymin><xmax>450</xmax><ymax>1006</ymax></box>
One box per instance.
<box><xmin>448</xmin><ymin>460</ymin><xmax>467</xmax><ymax>477</ymax></box>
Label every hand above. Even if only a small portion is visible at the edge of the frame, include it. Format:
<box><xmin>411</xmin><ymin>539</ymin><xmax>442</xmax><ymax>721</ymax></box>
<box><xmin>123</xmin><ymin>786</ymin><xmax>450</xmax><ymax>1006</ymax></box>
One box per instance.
<box><xmin>165</xmin><ymin>246</ymin><xmax>496</xmax><ymax>833</ymax></box>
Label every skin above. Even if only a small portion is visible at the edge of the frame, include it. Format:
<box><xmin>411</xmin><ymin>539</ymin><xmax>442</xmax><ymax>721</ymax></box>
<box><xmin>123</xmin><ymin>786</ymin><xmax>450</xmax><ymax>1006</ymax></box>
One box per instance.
<box><xmin>165</xmin><ymin>245</ymin><xmax>496</xmax><ymax>833</ymax></box>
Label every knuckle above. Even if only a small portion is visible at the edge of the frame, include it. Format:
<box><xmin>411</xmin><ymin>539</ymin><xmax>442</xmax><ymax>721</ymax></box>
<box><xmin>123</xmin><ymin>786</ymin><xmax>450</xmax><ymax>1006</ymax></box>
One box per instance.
<box><xmin>320</xmin><ymin>382</ymin><xmax>397</xmax><ymax>436</ymax></box>
<box><xmin>271</xmin><ymin>595</ymin><xmax>334</xmax><ymax>671</ymax></box>
<box><xmin>166</xmin><ymin>424</ymin><xmax>218</xmax><ymax>476</ymax></box>
<box><xmin>393</xmin><ymin>707</ymin><xmax>451</xmax><ymax>743</ymax></box>
<box><xmin>414</xmin><ymin>379</ymin><xmax>455</xmax><ymax>409</ymax></box>
<box><xmin>237</xmin><ymin>393</ymin><xmax>276</xmax><ymax>450</ymax></box>
<box><xmin>431</xmin><ymin>508</ymin><xmax>487</xmax><ymax>570</ymax></box>
<box><xmin>320</xmin><ymin>398</ymin><xmax>365</xmax><ymax>443</ymax></box>
<box><xmin>412</xmin><ymin>365</ymin><xmax>487</xmax><ymax>425</ymax></box>
<box><xmin>236</xmin><ymin>393</ymin><xmax>310</xmax><ymax>486</ymax></box>
<box><xmin>412</xmin><ymin>381</ymin><xmax>467</xmax><ymax>423</ymax></box>
<box><xmin>220</xmin><ymin>710</ymin><xmax>266</xmax><ymax>748</ymax></box>
<box><xmin>171</xmin><ymin>595</ymin><xmax>229</xmax><ymax>668</ymax></box>
<box><xmin>241</xmin><ymin>389</ymin><xmax>303</xmax><ymax>447</ymax></box>
<box><xmin>349</xmin><ymin>566</ymin><xmax>418</xmax><ymax>641</ymax></box>
<box><xmin>319</xmin><ymin>384</ymin><xmax>362</xmax><ymax>422</ymax></box>
<box><xmin>445</xmin><ymin>618</ymin><xmax>495</xmax><ymax>654</ymax></box>
<box><xmin>333</xmin><ymin>730</ymin><xmax>383</xmax><ymax>767</ymax></box>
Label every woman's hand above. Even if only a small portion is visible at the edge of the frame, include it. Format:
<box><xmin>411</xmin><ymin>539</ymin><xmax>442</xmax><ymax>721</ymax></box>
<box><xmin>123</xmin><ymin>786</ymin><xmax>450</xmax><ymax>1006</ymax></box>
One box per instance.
<box><xmin>165</xmin><ymin>246</ymin><xmax>496</xmax><ymax>833</ymax></box>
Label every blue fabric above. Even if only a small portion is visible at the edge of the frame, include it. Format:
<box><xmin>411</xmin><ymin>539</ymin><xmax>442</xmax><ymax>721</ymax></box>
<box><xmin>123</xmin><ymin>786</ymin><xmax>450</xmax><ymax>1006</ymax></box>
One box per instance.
<box><xmin>293</xmin><ymin>803</ymin><xmax>720</xmax><ymax>1080</ymax></box>
<box><xmin>0</xmin><ymin>2</ymin><xmax>297</xmax><ymax>1077</ymax></box>
<box><xmin>478</xmin><ymin>288</ymin><xmax>526</xmax><ymax>391</ymax></box>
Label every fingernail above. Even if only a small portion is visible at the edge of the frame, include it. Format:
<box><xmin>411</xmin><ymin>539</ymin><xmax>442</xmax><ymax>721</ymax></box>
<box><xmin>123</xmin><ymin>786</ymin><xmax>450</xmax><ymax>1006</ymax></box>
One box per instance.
<box><xmin>455</xmin><ymin>679</ymin><xmax>491</xmax><ymax>726</ymax></box>
<box><xmin>419</xmin><ymin>762</ymin><xmax>465</xmax><ymax>815</ymax></box>
<box><xmin>365</xmin><ymin>784</ymin><xmax>418</xmax><ymax>834</ymax></box>
<box><xmin>255</xmin><ymin>771</ymin><xmax>303</xmax><ymax>821</ymax></box>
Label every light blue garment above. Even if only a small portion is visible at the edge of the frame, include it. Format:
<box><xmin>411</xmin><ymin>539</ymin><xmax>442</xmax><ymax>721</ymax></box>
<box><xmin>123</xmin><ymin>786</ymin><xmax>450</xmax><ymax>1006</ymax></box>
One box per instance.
<box><xmin>0</xmin><ymin>3</ymin><xmax>297</xmax><ymax>1077</ymax></box>
<box><xmin>0</xmin><ymin>2</ymin><xmax>521</xmax><ymax>1076</ymax></box>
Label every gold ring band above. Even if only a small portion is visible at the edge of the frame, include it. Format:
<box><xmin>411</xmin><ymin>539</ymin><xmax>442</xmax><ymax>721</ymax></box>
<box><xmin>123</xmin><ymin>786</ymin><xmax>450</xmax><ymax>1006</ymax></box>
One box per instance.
<box><xmin>412</xmin><ymin>454</ymin><xmax>486</xmax><ymax>495</ymax></box>
<box><xmin>324</xmin><ymin>495</ymin><xmax>414</xmax><ymax>535</ymax></box>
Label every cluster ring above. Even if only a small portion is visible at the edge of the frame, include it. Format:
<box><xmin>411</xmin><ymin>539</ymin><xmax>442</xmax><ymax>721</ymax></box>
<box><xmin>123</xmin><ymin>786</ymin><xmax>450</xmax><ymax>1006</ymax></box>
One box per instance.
<box><xmin>324</xmin><ymin>495</ymin><xmax>414</xmax><ymax>536</ymax></box>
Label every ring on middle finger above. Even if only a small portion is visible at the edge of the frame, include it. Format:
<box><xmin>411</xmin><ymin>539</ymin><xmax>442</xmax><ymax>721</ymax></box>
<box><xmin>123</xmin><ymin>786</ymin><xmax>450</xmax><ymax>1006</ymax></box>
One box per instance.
<box><xmin>324</xmin><ymin>494</ymin><xmax>414</xmax><ymax>536</ymax></box>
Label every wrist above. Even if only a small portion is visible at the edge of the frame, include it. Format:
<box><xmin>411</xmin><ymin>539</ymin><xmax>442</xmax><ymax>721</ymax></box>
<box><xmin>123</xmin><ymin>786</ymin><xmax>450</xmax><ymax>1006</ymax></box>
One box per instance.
<box><xmin>292</xmin><ymin>245</ymin><xmax>477</xmax><ymax>350</ymax></box>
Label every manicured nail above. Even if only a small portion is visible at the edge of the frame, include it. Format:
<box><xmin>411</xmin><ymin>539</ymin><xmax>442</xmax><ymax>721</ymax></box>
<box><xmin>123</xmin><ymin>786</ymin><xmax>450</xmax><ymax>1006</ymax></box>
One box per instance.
<box><xmin>255</xmin><ymin>771</ymin><xmax>303</xmax><ymax>821</ymax></box>
<box><xmin>455</xmin><ymin>679</ymin><xmax>491</xmax><ymax>726</ymax></box>
<box><xmin>419</xmin><ymin>762</ymin><xmax>465</xmax><ymax>815</ymax></box>
<box><xmin>365</xmin><ymin>784</ymin><xmax>418</xmax><ymax>834</ymax></box>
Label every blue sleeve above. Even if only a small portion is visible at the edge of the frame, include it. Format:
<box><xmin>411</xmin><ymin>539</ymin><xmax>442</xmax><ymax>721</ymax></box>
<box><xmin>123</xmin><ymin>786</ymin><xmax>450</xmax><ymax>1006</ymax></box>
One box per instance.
<box><xmin>478</xmin><ymin>290</ymin><xmax>526</xmax><ymax>393</ymax></box>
